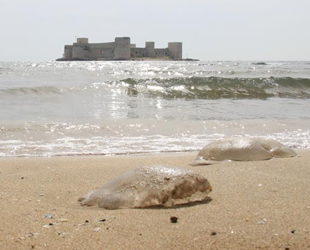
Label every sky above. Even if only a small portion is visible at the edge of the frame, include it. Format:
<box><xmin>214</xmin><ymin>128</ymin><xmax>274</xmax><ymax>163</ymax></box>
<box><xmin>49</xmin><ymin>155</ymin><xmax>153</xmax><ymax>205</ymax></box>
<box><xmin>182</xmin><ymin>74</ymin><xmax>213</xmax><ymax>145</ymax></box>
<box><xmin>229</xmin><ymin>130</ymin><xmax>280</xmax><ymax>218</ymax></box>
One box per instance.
<box><xmin>0</xmin><ymin>0</ymin><xmax>309</xmax><ymax>61</ymax></box>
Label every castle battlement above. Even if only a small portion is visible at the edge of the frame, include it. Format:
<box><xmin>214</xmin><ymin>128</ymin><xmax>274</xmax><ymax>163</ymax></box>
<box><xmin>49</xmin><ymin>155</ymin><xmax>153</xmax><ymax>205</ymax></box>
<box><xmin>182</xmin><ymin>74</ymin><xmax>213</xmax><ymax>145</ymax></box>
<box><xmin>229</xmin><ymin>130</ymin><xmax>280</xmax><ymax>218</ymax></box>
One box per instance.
<box><xmin>58</xmin><ymin>37</ymin><xmax>182</xmax><ymax>61</ymax></box>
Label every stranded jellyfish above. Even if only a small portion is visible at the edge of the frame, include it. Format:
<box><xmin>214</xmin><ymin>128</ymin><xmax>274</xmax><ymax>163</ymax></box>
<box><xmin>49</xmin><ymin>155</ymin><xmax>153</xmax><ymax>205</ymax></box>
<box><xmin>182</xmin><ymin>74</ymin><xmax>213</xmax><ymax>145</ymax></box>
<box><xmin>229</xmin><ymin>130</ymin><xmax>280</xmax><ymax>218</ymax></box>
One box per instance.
<box><xmin>191</xmin><ymin>137</ymin><xmax>297</xmax><ymax>166</ymax></box>
<box><xmin>79</xmin><ymin>165</ymin><xmax>212</xmax><ymax>209</ymax></box>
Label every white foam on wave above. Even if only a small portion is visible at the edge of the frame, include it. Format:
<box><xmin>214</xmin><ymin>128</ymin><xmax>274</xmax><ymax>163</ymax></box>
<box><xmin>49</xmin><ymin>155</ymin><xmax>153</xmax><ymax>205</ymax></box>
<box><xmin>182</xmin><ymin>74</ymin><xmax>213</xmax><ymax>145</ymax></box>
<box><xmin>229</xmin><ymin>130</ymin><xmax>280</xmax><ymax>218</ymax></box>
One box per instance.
<box><xmin>1</xmin><ymin>127</ymin><xmax>309</xmax><ymax>157</ymax></box>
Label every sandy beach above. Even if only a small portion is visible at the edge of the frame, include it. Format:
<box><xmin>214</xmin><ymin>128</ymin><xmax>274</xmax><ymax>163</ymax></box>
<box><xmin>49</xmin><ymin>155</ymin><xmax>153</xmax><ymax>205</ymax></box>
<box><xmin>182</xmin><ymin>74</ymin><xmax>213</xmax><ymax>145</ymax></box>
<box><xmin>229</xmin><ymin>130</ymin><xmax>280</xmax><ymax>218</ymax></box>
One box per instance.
<box><xmin>1</xmin><ymin>150</ymin><xmax>310</xmax><ymax>250</ymax></box>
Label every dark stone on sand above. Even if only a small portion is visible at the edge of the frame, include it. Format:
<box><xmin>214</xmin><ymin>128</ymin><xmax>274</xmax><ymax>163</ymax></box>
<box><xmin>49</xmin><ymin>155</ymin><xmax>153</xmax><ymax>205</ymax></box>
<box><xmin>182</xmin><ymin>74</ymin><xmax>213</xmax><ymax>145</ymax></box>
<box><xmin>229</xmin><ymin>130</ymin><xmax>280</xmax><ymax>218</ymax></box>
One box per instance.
<box><xmin>291</xmin><ymin>229</ymin><xmax>296</xmax><ymax>234</ymax></box>
<box><xmin>170</xmin><ymin>216</ymin><xmax>178</xmax><ymax>223</ymax></box>
<box><xmin>210</xmin><ymin>231</ymin><xmax>217</xmax><ymax>236</ymax></box>
<box><xmin>85</xmin><ymin>220</ymin><xmax>89</xmax><ymax>223</ymax></box>
<box><xmin>99</xmin><ymin>219</ymin><xmax>106</xmax><ymax>222</ymax></box>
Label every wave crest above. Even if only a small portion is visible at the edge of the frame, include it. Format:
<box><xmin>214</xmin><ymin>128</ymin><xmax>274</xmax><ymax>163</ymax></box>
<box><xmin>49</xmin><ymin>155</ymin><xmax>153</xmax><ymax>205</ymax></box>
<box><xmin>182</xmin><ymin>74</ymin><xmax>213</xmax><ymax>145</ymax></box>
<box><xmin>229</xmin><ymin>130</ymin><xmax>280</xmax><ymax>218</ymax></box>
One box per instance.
<box><xmin>121</xmin><ymin>76</ymin><xmax>310</xmax><ymax>99</ymax></box>
<box><xmin>1</xmin><ymin>76</ymin><xmax>310</xmax><ymax>99</ymax></box>
<box><xmin>0</xmin><ymin>86</ymin><xmax>70</xmax><ymax>96</ymax></box>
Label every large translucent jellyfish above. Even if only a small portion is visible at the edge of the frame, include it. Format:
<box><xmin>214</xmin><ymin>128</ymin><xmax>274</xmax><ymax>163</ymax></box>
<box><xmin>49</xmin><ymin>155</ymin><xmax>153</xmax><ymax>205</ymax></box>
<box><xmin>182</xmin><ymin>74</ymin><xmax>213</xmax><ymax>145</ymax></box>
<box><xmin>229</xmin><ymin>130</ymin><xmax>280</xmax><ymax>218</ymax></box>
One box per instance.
<box><xmin>191</xmin><ymin>137</ymin><xmax>297</xmax><ymax>166</ymax></box>
<box><xmin>79</xmin><ymin>165</ymin><xmax>212</xmax><ymax>209</ymax></box>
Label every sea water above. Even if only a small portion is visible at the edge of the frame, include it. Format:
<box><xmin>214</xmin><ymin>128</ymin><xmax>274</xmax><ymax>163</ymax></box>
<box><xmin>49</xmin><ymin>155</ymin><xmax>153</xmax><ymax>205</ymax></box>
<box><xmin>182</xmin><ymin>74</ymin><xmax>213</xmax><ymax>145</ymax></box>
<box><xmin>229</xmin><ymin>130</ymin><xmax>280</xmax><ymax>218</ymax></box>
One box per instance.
<box><xmin>0</xmin><ymin>61</ymin><xmax>309</xmax><ymax>157</ymax></box>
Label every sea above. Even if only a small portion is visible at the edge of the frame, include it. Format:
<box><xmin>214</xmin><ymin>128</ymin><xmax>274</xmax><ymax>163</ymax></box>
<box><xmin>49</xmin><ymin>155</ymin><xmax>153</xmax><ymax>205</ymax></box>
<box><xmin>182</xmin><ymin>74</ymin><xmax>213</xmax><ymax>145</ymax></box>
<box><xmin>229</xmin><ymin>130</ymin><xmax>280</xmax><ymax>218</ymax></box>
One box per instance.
<box><xmin>0</xmin><ymin>60</ymin><xmax>309</xmax><ymax>157</ymax></box>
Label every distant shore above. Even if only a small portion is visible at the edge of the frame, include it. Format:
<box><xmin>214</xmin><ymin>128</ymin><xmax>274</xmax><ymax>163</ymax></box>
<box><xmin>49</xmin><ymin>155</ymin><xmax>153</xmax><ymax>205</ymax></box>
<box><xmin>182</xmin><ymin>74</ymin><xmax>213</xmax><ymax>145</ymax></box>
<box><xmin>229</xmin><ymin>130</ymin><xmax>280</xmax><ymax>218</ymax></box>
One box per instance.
<box><xmin>1</xmin><ymin>150</ymin><xmax>309</xmax><ymax>249</ymax></box>
<box><xmin>55</xmin><ymin>57</ymin><xmax>199</xmax><ymax>62</ymax></box>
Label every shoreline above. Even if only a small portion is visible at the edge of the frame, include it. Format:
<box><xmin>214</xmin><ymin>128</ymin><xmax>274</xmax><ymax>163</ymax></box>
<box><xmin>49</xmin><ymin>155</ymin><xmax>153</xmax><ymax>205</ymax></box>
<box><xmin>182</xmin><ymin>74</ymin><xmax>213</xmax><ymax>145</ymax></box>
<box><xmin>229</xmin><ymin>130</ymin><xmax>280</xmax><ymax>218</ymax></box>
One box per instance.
<box><xmin>1</xmin><ymin>149</ymin><xmax>310</xmax><ymax>249</ymax></box>
<box><xmin>55</xmin><ymin>58</ymin><xmax>199</xmax><ymax>62</ymax></box>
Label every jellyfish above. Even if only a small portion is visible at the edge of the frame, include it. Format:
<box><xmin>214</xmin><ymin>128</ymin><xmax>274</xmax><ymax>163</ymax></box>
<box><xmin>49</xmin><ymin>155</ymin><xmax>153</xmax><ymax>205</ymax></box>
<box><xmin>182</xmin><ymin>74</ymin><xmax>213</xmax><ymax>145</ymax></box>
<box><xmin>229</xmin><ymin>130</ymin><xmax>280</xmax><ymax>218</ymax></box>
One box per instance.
<box><xmin>79</xmin><ymin>165</ymin><xmax>212</xmax><ymax>209</ymax></box>
<box><xmin>191</xmin><ymin>137</ymin><xmax>297</xmax><ymax>165</ymax></box>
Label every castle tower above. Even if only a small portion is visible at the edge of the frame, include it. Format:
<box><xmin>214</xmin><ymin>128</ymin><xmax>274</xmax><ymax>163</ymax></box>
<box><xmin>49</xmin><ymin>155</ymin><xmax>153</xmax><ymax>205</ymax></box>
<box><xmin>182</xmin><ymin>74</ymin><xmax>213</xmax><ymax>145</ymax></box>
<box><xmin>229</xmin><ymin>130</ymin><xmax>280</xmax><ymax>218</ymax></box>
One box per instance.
<box><xmin>76</xmin><ymin>38</ymin><xmax>89</xmax><ymax>44</ymax></box>
<box><xmin>72</xmin><ymin>38</ymin><xmax>89</xmax><ymax>59</ymax></box>
<box><xmin>114</xmin><ymin>37</ymin><xmax>131</xmax><ymax>60</ymax></box>
<box><xmin>64</xmin><ymin>45</ymin><xmax>73</xmax><ymax>59</ymax></box>
<box><xmin>168</xmin><ymin>42</ymin><xmax>182</xmax><ymax>59</ymax></box>
<box><xmin>145</xmin><ymin>42</ymin><xmax>155</xmax><ymax>57</ymax></box>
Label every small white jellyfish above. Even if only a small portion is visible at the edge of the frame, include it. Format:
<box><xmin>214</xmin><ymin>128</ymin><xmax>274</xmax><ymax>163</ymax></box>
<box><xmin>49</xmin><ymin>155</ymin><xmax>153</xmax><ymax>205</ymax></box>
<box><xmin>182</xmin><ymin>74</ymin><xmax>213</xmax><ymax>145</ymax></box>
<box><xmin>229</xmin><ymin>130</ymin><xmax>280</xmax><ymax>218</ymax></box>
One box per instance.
<box><xmin>79</xmin><ymin>165</ymin><xmax>212</xmax><ymax>209</ymax></box>
<box><xmin>191</xmin><ymin>137</ymin><xmax>297</xmax><ymax>166</ymax></box>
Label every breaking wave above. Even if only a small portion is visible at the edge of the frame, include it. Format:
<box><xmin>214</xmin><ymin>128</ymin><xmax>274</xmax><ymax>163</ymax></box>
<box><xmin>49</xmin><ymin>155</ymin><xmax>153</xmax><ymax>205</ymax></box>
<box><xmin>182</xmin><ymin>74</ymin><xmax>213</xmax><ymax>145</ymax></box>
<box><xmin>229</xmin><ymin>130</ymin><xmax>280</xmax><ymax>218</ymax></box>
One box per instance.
<box><xmin>2</xmin><ymin>76</ymin><xmax>309</xmax><ymax>99</ymax></box>
<box><xmin>121</xmin><ymin>76</ymin><xmax>310</xmax><ymax>99</ymax></box>
<box><xmin>0</xmin><ymin>86</ymin><xmax>70</xmax><ymax>95</ymax></box>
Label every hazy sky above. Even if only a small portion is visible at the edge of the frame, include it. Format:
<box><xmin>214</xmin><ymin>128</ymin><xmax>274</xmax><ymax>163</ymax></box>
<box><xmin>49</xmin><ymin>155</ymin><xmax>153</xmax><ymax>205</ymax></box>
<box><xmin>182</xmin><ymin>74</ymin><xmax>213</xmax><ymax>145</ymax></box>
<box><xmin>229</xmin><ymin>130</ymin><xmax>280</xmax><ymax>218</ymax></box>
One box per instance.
<box><xmin>1</xmin><ymin>0</ymin><xmax>309</xmax><ymax>61</ymax></box>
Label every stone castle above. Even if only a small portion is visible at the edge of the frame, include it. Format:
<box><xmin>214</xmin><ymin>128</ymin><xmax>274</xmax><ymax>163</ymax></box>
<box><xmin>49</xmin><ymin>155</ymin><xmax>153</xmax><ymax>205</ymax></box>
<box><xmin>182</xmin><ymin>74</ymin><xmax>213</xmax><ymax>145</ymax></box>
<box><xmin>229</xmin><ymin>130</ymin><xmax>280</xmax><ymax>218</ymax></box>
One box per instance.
<box><xmin>58</xmin><ymin>37</ymin><xmax>182</xmax><ymax>61</ymax></box>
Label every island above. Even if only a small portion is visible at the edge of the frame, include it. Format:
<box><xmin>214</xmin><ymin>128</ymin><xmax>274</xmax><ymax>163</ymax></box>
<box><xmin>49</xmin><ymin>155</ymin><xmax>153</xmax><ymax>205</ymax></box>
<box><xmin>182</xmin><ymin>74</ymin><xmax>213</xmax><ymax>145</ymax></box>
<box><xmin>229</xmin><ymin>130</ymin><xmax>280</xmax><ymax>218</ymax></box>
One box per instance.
<box><xmin>56</xmin><ymin>37</ymin><xmax>196</xmax><ymax>61</ymax></box>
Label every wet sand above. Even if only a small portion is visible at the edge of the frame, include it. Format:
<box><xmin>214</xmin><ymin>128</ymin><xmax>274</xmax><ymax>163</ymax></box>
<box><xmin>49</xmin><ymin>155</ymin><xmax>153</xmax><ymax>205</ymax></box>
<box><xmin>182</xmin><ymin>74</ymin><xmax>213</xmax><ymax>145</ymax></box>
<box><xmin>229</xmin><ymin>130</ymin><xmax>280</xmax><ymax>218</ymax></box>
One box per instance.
<box><xmin>0</xmin><ymin>150</ymin><xmax>310</xmax><ymax>249</ymax></box>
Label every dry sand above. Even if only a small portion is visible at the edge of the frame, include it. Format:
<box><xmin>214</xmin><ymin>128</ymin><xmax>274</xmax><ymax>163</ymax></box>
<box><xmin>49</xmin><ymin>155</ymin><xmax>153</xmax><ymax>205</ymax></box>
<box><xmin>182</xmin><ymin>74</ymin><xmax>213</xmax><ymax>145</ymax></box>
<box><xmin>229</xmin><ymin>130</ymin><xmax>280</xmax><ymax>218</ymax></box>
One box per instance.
<box><xmin>0</xmin><ymin>150</ymin><xmax>310</xmax><ymax>250</ymax></box>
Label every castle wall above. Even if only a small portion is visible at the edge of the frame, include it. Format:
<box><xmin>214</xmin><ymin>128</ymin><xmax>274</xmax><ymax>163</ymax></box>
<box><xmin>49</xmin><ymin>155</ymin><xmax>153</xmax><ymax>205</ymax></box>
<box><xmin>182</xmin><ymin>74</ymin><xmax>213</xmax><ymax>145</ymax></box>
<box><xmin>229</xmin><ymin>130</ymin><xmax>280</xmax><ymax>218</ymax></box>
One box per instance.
<box><xmin>154</xmin><ymin>48</ymin><xmax>169</xmax><ymax>57</ymax></box>
<box><xmin>131</xmin><ymin>47</ymin><xmax>169</xmax><ymax>58</ymax></box>
<box><xmin>88</xmin><ymin>43</ymin><xmax>115</xmax><ymax>59</ymax></box>
<box><xmin>131</xmin><ymin>48</ymin><xmax>146</xmax><ymax>57</ymax></box>
<box><xmin>72</xmin><ymin>44</ymin><xmax>89</xmax><ymax>59</ymax></box>
<box><xmin>114</xmin><ymin>37</ymin><xmax>130</xmax><ymax>60</ymax></box>
<box><xmin>168</xmin><ymin>42</ymin><xmax>182</xmax><ymax>59</ymax></box>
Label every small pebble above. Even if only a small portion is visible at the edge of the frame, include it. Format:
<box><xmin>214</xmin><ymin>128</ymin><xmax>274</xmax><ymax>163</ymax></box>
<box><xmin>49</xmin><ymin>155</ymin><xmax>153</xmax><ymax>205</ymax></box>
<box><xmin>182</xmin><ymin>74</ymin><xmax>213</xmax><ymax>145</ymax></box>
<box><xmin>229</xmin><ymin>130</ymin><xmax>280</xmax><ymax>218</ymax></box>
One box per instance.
<box><xmin>94</xmin><ymin>227</ymin><xmax>101</xmax><ymax>232</ymax></box>
<box><xmin>58</xmin><ymin>232</ymin><xmax>65</xmax><ymax>237</ymax></box>
<box><xmin>291</xmin><ymin>230</ymin><xmax>296</xmax><ymax>234</ymax></box>
<box><xmin>44</xmin><ymin>214</ymin><xmax>53</xmax><ymax>219</ymax></box>
<box><xmin>99</xmin><ymin>219</ymin><xmax>106</xmax><ymax>222</ymax></box>
<box><xmin>258</xmin><ymin>218</ymin><xmax>267</xmax><ymax>225</ymax></box>
<box><xmin>170</xmin><ymin>216</ymin><xmax>178</xmax><ymax>223</ymax></box>
<box><xmin>210</xmin><ymin>231</ymin><xmax>217</xmax><ymax>236</ymax></box>
<box><xmin>85</xmin><ymin>220</ymin><xmax>89</xmax><ymax>223</ymax></box>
